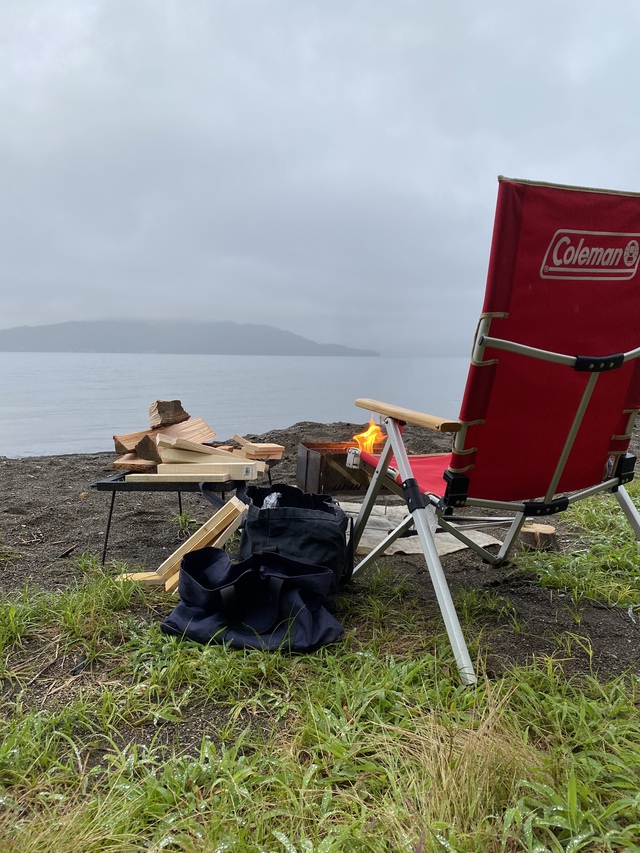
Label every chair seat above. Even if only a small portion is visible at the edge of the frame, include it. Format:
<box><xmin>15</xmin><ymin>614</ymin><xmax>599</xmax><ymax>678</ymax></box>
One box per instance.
<box><xmin>360</xmin><ymin>451</ymin><xmax>452</xmax><ymax>496</ymax></box>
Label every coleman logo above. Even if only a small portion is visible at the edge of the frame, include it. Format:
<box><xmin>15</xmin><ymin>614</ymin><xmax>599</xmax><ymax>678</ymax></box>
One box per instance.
<box><xmin>541</xmin><ymin>230</ymin><xmax>640</xmax><ymax>281</ymax></box>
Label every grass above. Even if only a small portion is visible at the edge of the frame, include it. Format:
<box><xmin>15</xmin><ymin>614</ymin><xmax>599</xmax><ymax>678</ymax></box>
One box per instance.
<box><xmin>517</xmin><ymin>481</ymin><xmax>640</xmax><ymax>608</ymax></box>
<box><xmin>1</xmin><ymin>486</ymin><xmax>640</xmax><ymax>850</ymax></box>
<box><xmin>171</xmin><ymin>512</ymin><xmax>197</xmax><ymax>539</ymax></box>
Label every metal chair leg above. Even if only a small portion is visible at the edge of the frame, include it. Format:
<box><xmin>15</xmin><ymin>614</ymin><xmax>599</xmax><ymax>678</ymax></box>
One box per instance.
<box><xmin>385</xmin><ymin>417</ymin><xmax>477</xmax><ymax>686</ymax></box>
<box><xmin>615</xmin><ymin>486</ymin><xmax>640</xmax><ymax>540</ymax></box>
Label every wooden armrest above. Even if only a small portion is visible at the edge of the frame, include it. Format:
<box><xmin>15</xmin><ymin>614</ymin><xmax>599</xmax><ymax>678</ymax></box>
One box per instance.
<box><xmin>355</xmin><ymin>398</ymin><xmax>461</xmax><ymax>433</ymax></box>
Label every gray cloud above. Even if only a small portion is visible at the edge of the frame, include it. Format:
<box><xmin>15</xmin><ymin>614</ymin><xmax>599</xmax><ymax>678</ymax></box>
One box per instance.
<box><xmin>2</xmin><ymin>1</ymin><xmax>639</xmax><ymax>354</ymax></box>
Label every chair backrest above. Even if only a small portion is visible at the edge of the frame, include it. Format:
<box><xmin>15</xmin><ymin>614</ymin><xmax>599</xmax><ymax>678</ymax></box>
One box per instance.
<box><xmin>451</xmin><ymin>177</ymin><xmax>640</xmax><ymax>502</ymax></box>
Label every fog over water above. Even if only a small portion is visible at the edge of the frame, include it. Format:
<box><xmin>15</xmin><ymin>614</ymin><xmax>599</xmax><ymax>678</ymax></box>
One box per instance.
<box><xmin>0</xmin><ymin>353</ymin><xmax>469</xmax><ymax>457</ymax></box>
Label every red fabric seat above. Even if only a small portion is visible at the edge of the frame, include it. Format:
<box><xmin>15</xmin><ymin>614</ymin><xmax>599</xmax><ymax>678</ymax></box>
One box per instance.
<box><xmin>360</xmin><ymin>450</ymin><xmax>452</xmax><ymax>496</ymax></box>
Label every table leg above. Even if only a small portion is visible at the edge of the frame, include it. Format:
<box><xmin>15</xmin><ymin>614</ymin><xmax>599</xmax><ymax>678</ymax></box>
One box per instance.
<box><xmin>102</xmin><ymin>491</ymin><xmax>117</xmax><ymax>566</ymax></box>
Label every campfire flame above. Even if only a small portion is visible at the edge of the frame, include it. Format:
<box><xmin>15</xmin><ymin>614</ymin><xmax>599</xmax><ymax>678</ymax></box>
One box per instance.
<box><xmin>352</xmin><ymin>418</ymin><xmax>385</xmax><ymax>453</ymax></box>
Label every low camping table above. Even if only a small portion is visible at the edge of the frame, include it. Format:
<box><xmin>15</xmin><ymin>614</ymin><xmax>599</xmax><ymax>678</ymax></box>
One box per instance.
<box><xmin>91</xmin><ymin>473</ymin><xmax>242</xmax><ymax>565</ymax></box>
<box><xmin>92</xmin><ymin>460</ymin><xmax>279</xmax><ymax>564</ymax></box>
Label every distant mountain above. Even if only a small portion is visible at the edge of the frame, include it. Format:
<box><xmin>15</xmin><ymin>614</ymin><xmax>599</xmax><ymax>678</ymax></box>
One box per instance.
<box><xmin>0</xmin><ymin>320</ymin><xmax>379</xmax><ymax>357</ymax></box>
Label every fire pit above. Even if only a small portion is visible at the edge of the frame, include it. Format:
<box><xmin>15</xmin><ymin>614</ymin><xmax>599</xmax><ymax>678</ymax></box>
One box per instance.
<box><xmin>297</xmin><ymin>420</ymin><xmax>390</xmax><ymax>496</ymax></box>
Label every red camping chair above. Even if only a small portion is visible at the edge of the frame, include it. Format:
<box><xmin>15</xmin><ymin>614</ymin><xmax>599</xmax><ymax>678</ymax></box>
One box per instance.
<box><xmin>349</xmin><ymin>177</ymin><xmax>640</xmax><ymax>686</ymax></box>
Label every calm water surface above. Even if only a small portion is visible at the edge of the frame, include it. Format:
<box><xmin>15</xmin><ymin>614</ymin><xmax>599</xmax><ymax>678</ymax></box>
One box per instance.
<box><xmin>0</xmin><ymin>353</ymin><xmax>469</xmax><ymax>457</ymax></box>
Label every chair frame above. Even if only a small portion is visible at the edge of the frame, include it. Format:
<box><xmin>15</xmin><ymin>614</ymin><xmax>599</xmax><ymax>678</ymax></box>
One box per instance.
<box><xmin>349</xmin><ymin>333</ymin><xmax>640</xmax><ymax>686</ymax></box>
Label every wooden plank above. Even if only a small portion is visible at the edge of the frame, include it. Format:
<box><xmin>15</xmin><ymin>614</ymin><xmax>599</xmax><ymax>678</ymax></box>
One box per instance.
<box><xmin>155</xmin><ymin>497</ymin><xmax>246</xmax><ymax>579</ymax></box>
<box><xmin>203</xmin><ymin>445</ymin><xmax>254</xmax><ymax>459</ymax></box>
<box><xmin>233</xmin><ymin>434</ymin><xmax>284</xmax><ymax>453</ymax></box>
<box><xmin>233</xmin><ymin>434</ymin><xmax>285</xmax><ymax>459</ymax></box>
<box><xmin>159</xmin><ymin>446</ymin><xmax>267</xmax><ymax>473</ymax></box>
<box><xmin>112</xmin><ymin>453</ymin><xmax>157</xmax><ymax>473</ymax></box>
<box><xmin>158</xmin><ymin>498</ymin><xmax>245</xmax><ymax>579</ymax></box>
<box><xmin>114</xmin><ymin>571</ymin><xmax>167</xmax><ymax>586</ymax></box>
<box><xmin>164</xmin><ymin>513</ymin><xmax>245</xmax><ymax>593</ymax></box>
<box><xmin>216</xmin><ymin>445</ymin><xmax>259</xmax><ymax>460</ymax></box>
<box><xmin>126</xmin><ymin>473</ymin><xmax>239</xmax><ymax>482</ymax></box>
<box><xmin>156</xmin><ymin>461</ymin><xmax>258</xmax><ymax>478</ymax></box>
<box><xmin>242</xmin><ymin>449</ymin><xmax>284</xmax><ymax>461</ymax></box>
<box><xmin>159</xmin><ymin>447</ymin><xmax>220</xmax><ymax>464</ymax></box>
<box><xmin>156</xmin><ymin>434</ymin><xmax>221</xmax><ymax>455</ymax></box>
<box><xmin>149</xmin><ymin>399</ymin><xmax>189</xmax><ymax>428</ymax></box>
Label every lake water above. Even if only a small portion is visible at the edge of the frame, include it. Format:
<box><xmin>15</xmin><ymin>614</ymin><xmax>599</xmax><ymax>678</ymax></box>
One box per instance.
<box><xmin>0</xmin><ymin>353</ymin><xmax>470</xmax><ymax>457</ymax></box>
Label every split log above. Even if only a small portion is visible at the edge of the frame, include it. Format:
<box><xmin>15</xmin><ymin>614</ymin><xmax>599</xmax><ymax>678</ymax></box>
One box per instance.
<box><xmin>112</xmin><ymin>453</ymin><xmax>157</xmax><ymax>473</ymax></box>
<box><xmin>519</xmin><ymin>524</ymin><xmax>559</xmax><ymax>551</ymax></box>
<box><xmin>135</xmin><ymin>434</ymin><xmax>164</xmax><ymax>464</ymax></box>
<box><xmin>149</xmin><ymin>399</ymin><xmax>190</xmax><ymax>428</ymax></box>
<box><xmin>114</xmin><ymin>428</ymin><xmax>156</xmax><ymax>454</ymax></box>
<box><xmin>159</xmin><ymin>417</ymin><xmax>217</xmax><ymax>444</ymax></box>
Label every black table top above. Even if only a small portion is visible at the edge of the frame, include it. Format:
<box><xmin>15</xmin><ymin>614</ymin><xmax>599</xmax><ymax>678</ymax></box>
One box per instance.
<box><xmin>91</xmin><ymin>472</ymin><xmax>240</xmax><ymax>493</ymax></box>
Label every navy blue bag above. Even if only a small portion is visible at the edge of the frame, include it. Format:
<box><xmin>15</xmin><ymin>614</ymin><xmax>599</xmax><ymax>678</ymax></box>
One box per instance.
<box><xmin>160</xmin><ymin>547</ymin><xmax>344</xmax><ymax>652</ymax></box>
<box><xmin>238</xmin><ymin>484</ymin><xmax>353</xmax><ymax>612</ymax></box>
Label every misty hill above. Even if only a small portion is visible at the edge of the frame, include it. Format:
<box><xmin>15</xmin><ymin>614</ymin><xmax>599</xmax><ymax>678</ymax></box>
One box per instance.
<box><xmin>0</xmin><ymin>321</ymin><xmax>379</xmax><ymax>357</ymax></box>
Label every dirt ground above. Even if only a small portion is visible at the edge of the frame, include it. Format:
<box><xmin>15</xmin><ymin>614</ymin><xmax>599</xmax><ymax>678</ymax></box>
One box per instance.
<box><xmin>2</xmin><ymin>420</ymin><xmax>640</xmax><ymax>681</ymax></box>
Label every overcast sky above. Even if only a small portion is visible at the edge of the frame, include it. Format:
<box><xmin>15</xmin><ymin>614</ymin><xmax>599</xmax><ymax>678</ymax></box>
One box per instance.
<box><xmin>2</xmin><ymin>1</ymin><xmax>639</xmax><ymax>356</ymax></box>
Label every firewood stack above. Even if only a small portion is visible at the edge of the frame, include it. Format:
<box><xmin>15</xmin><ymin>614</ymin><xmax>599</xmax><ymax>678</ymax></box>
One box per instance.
<box><xmin>112</xmin><ymin>400</ymin><xmax>285</xmax><ymax>483</ymax></box>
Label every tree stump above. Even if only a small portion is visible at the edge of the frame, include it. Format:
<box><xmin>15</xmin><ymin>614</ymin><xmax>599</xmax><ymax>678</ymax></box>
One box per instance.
<box><xmin>519</xmin><ymin>523</ymin><xmax>559</xmax><ymax>551</ymax></box>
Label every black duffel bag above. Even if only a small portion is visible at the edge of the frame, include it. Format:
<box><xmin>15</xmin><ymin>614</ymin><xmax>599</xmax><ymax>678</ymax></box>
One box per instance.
<box><xmin>160</xmin><ymin>546</ymin><xmax>344</xmax><ymax>652</ymax></box>
<box><xmin>237</xmin><ymin>484</ymin><xmax>353</xmax><ymax>611</ymax></box>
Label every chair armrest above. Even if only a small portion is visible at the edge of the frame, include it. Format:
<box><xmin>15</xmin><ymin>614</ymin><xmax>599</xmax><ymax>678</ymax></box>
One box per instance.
<box><xmin>355</xmin><ymin>398</ymin><xmax>461</xmax><ymax>433</ymax></box>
